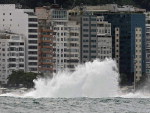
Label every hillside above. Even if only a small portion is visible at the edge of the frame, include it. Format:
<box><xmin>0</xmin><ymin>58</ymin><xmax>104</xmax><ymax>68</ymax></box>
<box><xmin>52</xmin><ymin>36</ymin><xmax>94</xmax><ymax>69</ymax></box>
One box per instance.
<box><xmin>0</xmin><ymin>0</ymin><xmax>149</xmax><ymax>10</ymax></box>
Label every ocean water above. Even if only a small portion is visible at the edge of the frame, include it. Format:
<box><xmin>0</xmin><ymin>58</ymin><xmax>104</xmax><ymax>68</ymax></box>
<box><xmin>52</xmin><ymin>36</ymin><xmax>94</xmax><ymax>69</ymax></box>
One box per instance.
<box><xmin>1</xmin><ymin>59</ymin><xmax>150</xmax><ymax>113</ymax></box>
<box><xmin>0</xmin><ymin>97</ymin><xmax>150</xmax><ymax>113</ymax></box>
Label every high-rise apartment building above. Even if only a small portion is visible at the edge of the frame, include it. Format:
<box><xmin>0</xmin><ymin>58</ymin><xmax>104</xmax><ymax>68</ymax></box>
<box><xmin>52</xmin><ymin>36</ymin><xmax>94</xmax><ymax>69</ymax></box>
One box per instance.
<box><xmin>36</xmin><ymin>6</ymin><xmax>80</xmax><ymax>73</ymax></box>
<box><xmin>0</xmin><ymin>32</ymin><xmax>25</xmax><ymax>84</ymax></box>
<box><xmin>81</xmin><ymin>14</ymin><xmax>97</xmax><ymax>63</ymax></box>
<box><xmin>38</xmin><ymin>29</ymin><xmax>54</xmax><ymax>76</ymax></box>
<box><xmin>76</xmin><ymin>5</ymin><xmax>146</xmax><ymax>84</ymax></box>
<box><xmin>64</xmin><ymin>21</ymin><xmax>80</xmax><ymax>71</ymax></box>
<box><xmin>0</xmin><ymin>4</ymin><xmax>38</xmax><ymax>73</ymax></box>
<box><xmin>97</xmin><ymin>16</ymin><xmax>112</xmax><ymax>60</ymax></box>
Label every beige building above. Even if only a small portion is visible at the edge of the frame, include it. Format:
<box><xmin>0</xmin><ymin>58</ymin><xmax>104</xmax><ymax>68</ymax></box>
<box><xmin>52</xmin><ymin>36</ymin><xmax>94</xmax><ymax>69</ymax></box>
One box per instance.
<box><xmin>97</xmin><ymin>16</ymin><xmax>112</xmax><ymax>60</ymax></box>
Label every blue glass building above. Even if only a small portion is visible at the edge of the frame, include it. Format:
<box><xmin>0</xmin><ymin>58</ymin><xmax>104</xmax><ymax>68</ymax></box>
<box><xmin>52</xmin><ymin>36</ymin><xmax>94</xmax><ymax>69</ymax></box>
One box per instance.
<box><xmin>95</xmin><ymin>12</ymin><xmax>146</xmax><ymax>85</ymax></box>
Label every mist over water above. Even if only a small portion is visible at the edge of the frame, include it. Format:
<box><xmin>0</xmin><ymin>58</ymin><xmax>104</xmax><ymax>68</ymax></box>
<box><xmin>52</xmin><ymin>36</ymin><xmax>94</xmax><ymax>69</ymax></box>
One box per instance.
<box><xmin>24</xmin><ymin>59</ymin><xmax>119</xmax><ymax>98</ymax></box>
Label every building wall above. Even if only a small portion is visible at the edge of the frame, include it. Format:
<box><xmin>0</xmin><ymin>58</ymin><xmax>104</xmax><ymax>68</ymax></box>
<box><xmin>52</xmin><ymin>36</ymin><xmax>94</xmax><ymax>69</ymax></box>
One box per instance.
<box><xmin>0</xmin><ymin>33</ymin><xmax>25</xmax><ymax>84</ymax></box>
<box><xmin>97</xmin><ymin>16</ymin><xmax>112</xmax><ymax>60</ymax></box>
<box><xmin>38</xmin><ymin>29</ymin><xmax>54</xmax><ymax>76</ymax></box>
<box><xmin>65</xmin><ymin>21</ymin><xmax>80</xmax><ymax>71</ymax></box>
<box><xmin>145</xmin><ymin>12</ymin><xmax>150</xmax><ymax>76</ymax></box>
<box><xmin>81</xmin><ymin>15</ymin><xmax>97</xmax><ymax>63</ymax></box>
<box><xmin>53</xmin><ymin>22</ymin><xmax>80</xmax><ymax>72</ymax></box>
<box><xmin>0</xmin><ymin>4</ymin><xmax>38</xmax><ymax>73</ymax></box>
<box><xmin>135</xmin><ymin>27</ymin><xmax>142</xmax><ymax>81</ymax></box>
<box><xmin>98</xmin><ymin>13</ymin><xmax>146</xmax><ymax>84</ymax></box>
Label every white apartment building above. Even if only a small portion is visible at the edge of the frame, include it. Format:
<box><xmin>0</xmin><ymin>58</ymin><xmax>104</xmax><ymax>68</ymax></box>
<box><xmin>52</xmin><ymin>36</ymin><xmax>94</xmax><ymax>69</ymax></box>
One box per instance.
<box><xmin>54</xmin><ymin>21</ymin><xmax>80</xmax><ymax>72</ymax></box>
<box><xmin>0</xmin><ymin>4</ymin><xmax>38</xmax><ymax>73</ymax></box>
<box><xmin>97</xmin><ymin>16</ymin><xmax>112</xmax><ymax>60</ymax></box>
<box><xmin>65</xmin><ymin>21</ymin><xmax>80</xmax><ymax>71</ymax></box>
<box><xmin>51</xmin><ymin>9</ymin><xmax>80</xmax><ymax>72</ymax></box>
<box><xmin>0</xmin><ymin>32</ymin><xmax>25</xmax><ymax>84</ymax></box>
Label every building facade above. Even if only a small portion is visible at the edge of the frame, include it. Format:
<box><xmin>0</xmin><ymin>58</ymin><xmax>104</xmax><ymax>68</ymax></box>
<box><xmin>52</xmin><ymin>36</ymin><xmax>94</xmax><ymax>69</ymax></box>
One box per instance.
<box><xmin>97</xmin><ymin>16</ymin><xmax>112</xmax><ymax>60</ymax></box>
<box><xmin>36</xmin><ymin>6</ymin><xmax>80</xmax><ymax>73</ymax></box>
<box><xmin>100</xmin><ymin>13</ymin><xmax>146</xmax><ymax>84</ymax></box>
<box><xmin>0</xmin><ymin>4</ymin><xmax>38</xmax><ymax>73</ymax></box>
<box><xmin>38</xmin><ymin>29</ymin><xmax>54</xmax><ymax>76</ymax></box>
<box><xmin>0</xmin><ymin>32</ymin><xmax>25</xmax><ymax>84</ymax></box>
<box><xmin>145</xmin><ymin>12</ymin><xmax>150</xmax><ymax>77</ymax></box>
<box><xmin>81</xmin><ymin>14</ymin><xmax>97</xmax><ymax>63</ymax></box>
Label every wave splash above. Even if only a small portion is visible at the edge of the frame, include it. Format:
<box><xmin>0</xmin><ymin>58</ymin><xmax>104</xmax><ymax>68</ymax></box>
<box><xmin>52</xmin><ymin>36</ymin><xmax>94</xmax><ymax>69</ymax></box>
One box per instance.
<box><xmin>24</xmin><ymin>59</ymin><xmax>119</xmax><ymax>98</ymax></box>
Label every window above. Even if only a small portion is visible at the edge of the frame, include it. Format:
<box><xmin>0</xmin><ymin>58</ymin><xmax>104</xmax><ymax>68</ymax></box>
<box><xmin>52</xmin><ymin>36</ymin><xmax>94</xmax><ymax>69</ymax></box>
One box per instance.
<box><xmin>19</xmin><ymin>47</ymin><xmax>24</xmax><ymax>51</ymax></box>
<box><xmin>83</xmin><ymin>18</ymin><xmax>88</xmax><ymax>21</ymax></box>
<box><xmin>28</xmin><ymin>51</ymin><xmax>37</xmax><ymax>54</ymax></box>
<box><xmin>29</xmin><ymin>68</ymin><xmax>37</xmax><ymax>71</ymax></box>
<box><xmin>28</xmin><ymin>40</ymin><xmax>37</xmax><ymax>44</ymax></box>
<box><xmin>29</xmin><ymin>18</ymin><xmax>37</xmax><ymax>22</ymax></box>
<box><xmin>29</xmin><ymin>35</ymin><xmax>37</xmax><ymax>38</ymax></box>
<box><xmin>91</xmin><ymin>24</ymin><xmax>96</xmax><ymax>27</ymax></box>
<box><xmin>83</xmin><ymin>24</ymin><xmax>88</xmax><ymax>26</ymax></box>
<box><xmin>28</xmin><ymin>62</ymin><xmax>37</xmax><ymax>65</ymax></box>
<box><xmin>19</xmin><ymin>64</ymin><xmax>24</xmax><ymax>67</ymax></box>
<box><xmin>28</xmin><ymin>29</ymin><xmax>37</xmax><ymax>33</ymax></box>
<box><xmin>9</xmin><ymin>58</ymin><xmax>16</xmax><ymax>62</ymax></box>
<box><xmin>83</xmin><ymin>34</ymin><xmax>89</xmax><ymax>37</ymax></box>
<box><xmin>29</xmin><ymin>24</ymin><xmax>38</xmax><ymax>27</ymax></box>
<box><xmin>2</xmin><ymin>48</ymin><xmax>5</xmax><ymax>51</ymax></box>
<box><xmin>19</xmin><ymin>53</ymin><xmax>24</xmax><ymax>56</ymax></box>
<box><xmin>20</xmin><ymin>43</ymin><xmax>24</xmax><ymax>45</ymax></box>
<box><xmin>28</xmin><ymin>46</ymin><xmax>37</xmax><ymax>49</ymax></box>
<box><xmin>29</xmin><ymin>57</ymin><xmax>37</xmax><ymax>60</ymax></box>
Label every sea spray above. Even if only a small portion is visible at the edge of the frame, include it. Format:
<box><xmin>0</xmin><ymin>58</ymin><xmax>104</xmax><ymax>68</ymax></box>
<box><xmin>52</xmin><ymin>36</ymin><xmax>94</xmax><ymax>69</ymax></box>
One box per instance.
<box><xmin>24</xmin><ymin>59</ymin><xmax>120</xmax><ymax>98</ymax></box>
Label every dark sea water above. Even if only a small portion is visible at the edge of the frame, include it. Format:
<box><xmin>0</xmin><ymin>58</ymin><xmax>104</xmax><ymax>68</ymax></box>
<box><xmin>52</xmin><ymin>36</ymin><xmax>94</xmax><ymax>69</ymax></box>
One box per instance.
<box><xmin>0</xmin><ymin>97</ymin><xmax>150</xmax><ymax>113</ymax></box>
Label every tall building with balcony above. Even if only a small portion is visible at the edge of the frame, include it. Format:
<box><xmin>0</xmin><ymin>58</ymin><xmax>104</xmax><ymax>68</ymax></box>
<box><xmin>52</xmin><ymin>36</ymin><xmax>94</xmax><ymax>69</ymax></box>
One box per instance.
<box><xmin>81</xmin><ymin>14</ymin><xmax>97</xmax><ymax>63</ymax></box>
<box><xmin>36</xmin><ymin>6</ymin><xmax>54</xmax><ymax>76</ymax></box>
<box><xmin>53</xmin><ymin>21</ymin><xmax>80</xmax><ymax>72</ymax></box>
<box><xmin>0</xmin><ymin>4</ymin><xmax>38</xmax><ymax>73</ymax></box>
<box><xmin>97</xmin><ymin>16</ymin><xmax>112</xmax><ymax>60</ymax></box>
<box><xmin>0</xmin><ymin>32</ymin><xmax>25</xmax><ymax>84</ymax></box>
<box><xmin>64</xmin><ymin>21</ymin><xmax>80</xmax><ymax>72</ymax></box>
<box><xmin>38</xmin><ymin>29</ymin><xmax>54</xmax><ymax>76</ymax></box>
<box><xmin>36</xmin><ymin>5</ymin><xmax>80</xmax><ymax>73</ymax></box>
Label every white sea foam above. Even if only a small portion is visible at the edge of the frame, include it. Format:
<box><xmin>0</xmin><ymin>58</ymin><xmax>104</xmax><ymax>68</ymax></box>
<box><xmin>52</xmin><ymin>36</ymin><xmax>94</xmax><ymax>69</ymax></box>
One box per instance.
<box><xmin>24</xmin><ymin>59</ymin><xmax>119</xmax><ymax>98</ymax></box>
<box><xmin>1</xmin><ymin>58</ymin><xmax>149</xmax><ymax>98</ymax></box>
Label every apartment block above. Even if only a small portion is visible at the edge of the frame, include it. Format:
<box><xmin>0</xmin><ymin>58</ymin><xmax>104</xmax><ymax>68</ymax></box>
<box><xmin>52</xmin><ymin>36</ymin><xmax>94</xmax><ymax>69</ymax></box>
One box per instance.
<box><xmin>36</xmin><ymin>6</ymin><xmax>80</xmax><ymax>73</ymax></box>
<box><xmin>0</xmin><ymin>32</ymin><xmax>25</xmax><ymax>84</ymax></box>
<box><xmin>81</xmin><ymin>14</ymin><xmax>97</xmax><ymax>63</ymax></box>
<box><xmin>0</xmin><ymin>4</ymin><xmax>38</xmax><ymax>73</ymax></box>
<box><xmin>38</xmin><ymin>29</ymin><xmax>54</xmax><ymax>76</ymax></box>
<box><xmin>97</xmin><ymin>16</ymin><xmax>112</xmax><ymax>60</ymax></box>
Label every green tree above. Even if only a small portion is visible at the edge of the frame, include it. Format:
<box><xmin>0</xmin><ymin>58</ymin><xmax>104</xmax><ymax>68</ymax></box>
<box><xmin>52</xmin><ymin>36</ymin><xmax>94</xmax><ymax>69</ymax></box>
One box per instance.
<box><xmin>7</xmin><ymin>70</ymin><xmax>38</xmax><ymax>88</ymax></box>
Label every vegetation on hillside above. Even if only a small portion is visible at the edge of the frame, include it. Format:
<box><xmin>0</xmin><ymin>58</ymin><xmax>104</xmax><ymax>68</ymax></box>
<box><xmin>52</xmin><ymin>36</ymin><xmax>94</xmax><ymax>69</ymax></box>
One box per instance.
<box><xmin>0</xmin><ymin>0</ymin><xmax>149</xmax><ymax>10</ymax></box>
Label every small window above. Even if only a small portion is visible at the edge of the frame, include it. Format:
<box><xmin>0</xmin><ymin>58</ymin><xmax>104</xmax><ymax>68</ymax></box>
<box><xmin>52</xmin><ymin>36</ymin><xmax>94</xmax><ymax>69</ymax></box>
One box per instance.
<box><xmin>3</xmin><ymin>13</ymin><xmax>5</xmax><ymax>15</ymax></box>
<box><xmin>10</xmin><ymin>13</ymin><xmax>11</xmax><ymax>15</ymax></box>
